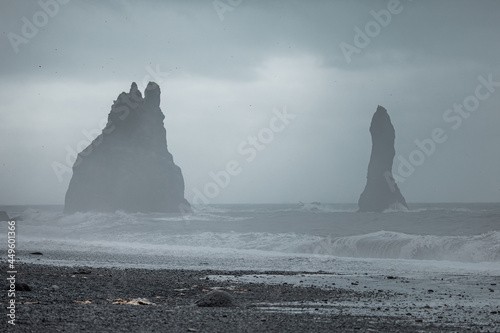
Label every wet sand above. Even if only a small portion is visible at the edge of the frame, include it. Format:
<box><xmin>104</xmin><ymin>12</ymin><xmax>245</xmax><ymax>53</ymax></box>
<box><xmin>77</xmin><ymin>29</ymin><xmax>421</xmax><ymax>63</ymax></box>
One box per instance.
<box><xmin>4</xmin><ymin>261</ymin><xmax>498</xmax><ymax>332</ymax></box>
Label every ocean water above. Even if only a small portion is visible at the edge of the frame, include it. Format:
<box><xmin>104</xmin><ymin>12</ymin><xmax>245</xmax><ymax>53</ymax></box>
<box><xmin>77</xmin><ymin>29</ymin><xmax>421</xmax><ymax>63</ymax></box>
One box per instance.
<box><xmin>1</xmin><ymin>203</ymin><xmax>500</xmax><ymax>274</ymax></box>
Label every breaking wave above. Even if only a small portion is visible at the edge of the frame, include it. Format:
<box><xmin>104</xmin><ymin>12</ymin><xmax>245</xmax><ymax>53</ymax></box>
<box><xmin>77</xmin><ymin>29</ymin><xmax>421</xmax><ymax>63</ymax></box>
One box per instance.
<box><xmin>298</xmin><ymin>230</ymin><xmax>500</xmax><ymax>263</ymax></box>
<box><xmin>5</xmin><ymin>209</ymin><xmax>499</xmax><ymax>263</ymax></box>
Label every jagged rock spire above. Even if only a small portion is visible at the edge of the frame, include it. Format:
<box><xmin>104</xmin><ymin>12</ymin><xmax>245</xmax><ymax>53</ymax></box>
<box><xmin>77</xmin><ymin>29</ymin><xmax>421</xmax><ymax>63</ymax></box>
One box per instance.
<box><xmin>64</xmin><ymin>82</ymin><xmax>190</xmax><ymax>214</ymax></box>
<box><xmin>358</xmin><ymin>106</ymin><xmax>408</xmax><ymax>212</ymax></box>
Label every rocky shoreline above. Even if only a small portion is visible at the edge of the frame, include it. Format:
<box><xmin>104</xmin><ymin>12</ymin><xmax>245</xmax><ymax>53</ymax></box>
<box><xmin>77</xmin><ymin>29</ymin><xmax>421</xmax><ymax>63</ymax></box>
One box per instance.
<box><xmin>2</xmin><ymin>262</ymin><xmax>485</xmax><ymax>332</ymax></box>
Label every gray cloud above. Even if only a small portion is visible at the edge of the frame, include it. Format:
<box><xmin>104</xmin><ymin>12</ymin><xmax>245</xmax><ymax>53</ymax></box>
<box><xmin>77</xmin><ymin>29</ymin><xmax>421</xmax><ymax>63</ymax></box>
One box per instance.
<box><xmin>0</xmin><ymin>0</ymin><xmax>499</xmax><ymax>205</ymax></box>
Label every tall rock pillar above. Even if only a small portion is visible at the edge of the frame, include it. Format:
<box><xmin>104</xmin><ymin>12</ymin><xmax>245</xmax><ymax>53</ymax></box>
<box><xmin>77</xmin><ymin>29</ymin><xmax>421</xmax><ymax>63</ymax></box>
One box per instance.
<box><xmin>358</xmin><ymin>105</ymin><xmax>408</xmax><ymax>212</ymax></box>
<box><xmin>64</xmin><ymin>82</ymin><xmax>190</xmax><ymax>214</ymax></box>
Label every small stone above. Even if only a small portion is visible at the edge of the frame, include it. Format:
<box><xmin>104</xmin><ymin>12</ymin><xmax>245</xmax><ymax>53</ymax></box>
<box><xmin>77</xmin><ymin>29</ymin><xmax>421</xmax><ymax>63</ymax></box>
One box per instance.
<box><xmin>73</xmin><ymin>269</ymin><xmax>91</xmax><ymax>275</ymax></box>
<box><xmin>15</xmin><ymin>282</ymin><xmax>31</xmax><ymax>291</ymax></box>
<box><xmin>195</xmin><ymin>290</ymin><xmax>236</xmax><ymax>307</ymax></box>
<box><xmin>51</xmin><ymin>285</ymin><xmax>59</xmax><ymax>291</ymax></box>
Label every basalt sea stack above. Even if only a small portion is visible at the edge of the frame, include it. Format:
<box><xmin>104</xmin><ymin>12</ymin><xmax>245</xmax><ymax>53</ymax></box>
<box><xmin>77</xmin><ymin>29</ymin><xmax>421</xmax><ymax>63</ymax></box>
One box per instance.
<box><xmin>358</xmin><ymin>106</ymin><xmax>408</xmax><ymax>212</ymax></box>
<box><xmin>64</xmin><ymin>82</ymin><xmax>190</xmax><ymax>214</ymax></box>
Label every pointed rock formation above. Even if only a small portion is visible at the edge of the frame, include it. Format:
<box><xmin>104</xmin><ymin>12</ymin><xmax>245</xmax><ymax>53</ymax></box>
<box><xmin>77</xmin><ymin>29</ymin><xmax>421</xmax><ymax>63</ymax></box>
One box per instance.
<box><xmin>358</xmin><ymin>106</ymin><xmax>408</xmax><ymax>212</ymax></box>
<box><xmin>64</xmin><ymin>82</ymin><xmax>190</xmax><ymax>214</ymax></box>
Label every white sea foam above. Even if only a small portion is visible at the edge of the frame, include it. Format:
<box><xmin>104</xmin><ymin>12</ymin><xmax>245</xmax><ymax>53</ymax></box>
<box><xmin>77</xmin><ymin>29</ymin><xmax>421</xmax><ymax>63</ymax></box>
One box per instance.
<box><xmin>2</xmin><ymin>203</ymin><xmax>499</xmax><ymax>267</ymax></box>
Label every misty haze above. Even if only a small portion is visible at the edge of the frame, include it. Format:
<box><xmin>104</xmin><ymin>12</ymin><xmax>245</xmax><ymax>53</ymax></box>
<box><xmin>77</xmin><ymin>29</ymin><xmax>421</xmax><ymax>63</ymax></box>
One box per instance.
<box><xmin>1</xmin><ymin>0</ymin><xmax>499</xmax><ymax>332</ymax></box>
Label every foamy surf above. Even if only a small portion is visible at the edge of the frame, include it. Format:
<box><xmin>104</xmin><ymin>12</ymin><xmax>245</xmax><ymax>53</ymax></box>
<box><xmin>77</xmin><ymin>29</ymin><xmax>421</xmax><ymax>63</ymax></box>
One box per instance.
<box><xmin>1</xmin><ymin>203</ymin><xmax>499</xmax><ymax>267</ymax></box>
<box><xmin>16</xmin><ymin>229</ymin><xmax>500</xmax><ymax>263</ymax></box>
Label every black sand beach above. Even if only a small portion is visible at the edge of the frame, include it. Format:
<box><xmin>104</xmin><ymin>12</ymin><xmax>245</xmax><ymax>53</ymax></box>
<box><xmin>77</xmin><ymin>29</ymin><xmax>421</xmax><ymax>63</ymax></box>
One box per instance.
<box><xmin>3</xmin><ymin>261</ymin><xmax>491</xmax><ymax>332</ymax></box>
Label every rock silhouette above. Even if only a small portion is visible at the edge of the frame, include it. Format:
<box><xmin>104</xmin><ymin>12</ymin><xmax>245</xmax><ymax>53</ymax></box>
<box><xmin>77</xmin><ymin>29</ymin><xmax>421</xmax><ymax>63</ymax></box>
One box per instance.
<box><xmin>358</xmin><ymin>106</ymin><xmax>408</xmax><ymax>212</ymax></box>
<box><xmin>64</xmin><ymin>82</ymin><xmax>190</xmax><ymax>214</ymax></box>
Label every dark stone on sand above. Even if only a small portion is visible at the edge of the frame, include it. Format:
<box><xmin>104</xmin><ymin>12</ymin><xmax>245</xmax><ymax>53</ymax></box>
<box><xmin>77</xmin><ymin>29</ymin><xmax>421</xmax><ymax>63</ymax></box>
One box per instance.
<box><xmin>358</xmin><ymin>106</ymin><xmax>408</xmax><ymax>212</ymax></box>
<box><xmin>30</xmin><ymin>252</ymin><xmax>43</xmax><ymax>255</ymax></box>
<box><xmin>73</xmin><ymin>269</ymin><xmax>91</xmax><ymax>275</ymax></box>
<box><xmin>15</xmin><ymin>282</ymin><xmax>32</xmax><ymax>291</ymax></box>
<box><xmin>64</xmin><ymin>82</ymin><xmax>190</xmax><ymax>214</ymax></box>
<box><xmin>195</xmin><ymin>290</ymin><xmax>237</xmax><ymax>307</ymax></box>
<box><xmin>0</xmin><ymin>210</ymin><xmax>10</xmax><ymax>221</ymax></box>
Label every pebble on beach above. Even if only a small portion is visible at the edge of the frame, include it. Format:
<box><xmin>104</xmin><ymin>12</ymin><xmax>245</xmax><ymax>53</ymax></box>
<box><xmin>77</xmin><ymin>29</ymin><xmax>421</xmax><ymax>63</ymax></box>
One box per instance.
<box><xmin>195</xmin><ymin>290</ymin><xmax>237</xmax><ymax>307</ymax></box>
<box><xmin>15</xmin><ymin>282</ymin><xmax>32</xmax><ymax>291</ymax></box>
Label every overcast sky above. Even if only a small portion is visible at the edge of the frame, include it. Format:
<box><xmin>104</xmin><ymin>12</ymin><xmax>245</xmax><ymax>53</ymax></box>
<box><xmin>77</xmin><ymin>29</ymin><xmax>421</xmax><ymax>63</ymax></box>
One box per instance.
<box><xmin>1</xmin><ymin>0</ymin><xmax>499</xmax><ymax>205</ymax></box>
